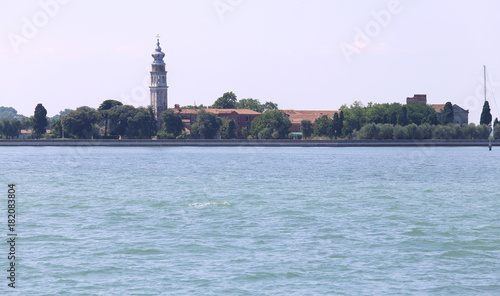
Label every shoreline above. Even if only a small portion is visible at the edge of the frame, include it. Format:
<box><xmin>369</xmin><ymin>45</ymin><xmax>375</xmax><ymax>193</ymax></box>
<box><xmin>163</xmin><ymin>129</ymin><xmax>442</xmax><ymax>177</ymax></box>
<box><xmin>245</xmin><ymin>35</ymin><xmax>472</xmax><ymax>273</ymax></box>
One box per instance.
<box><xmin>0</xmin><ymin>139</ymin><xmax>498</xmax><ymax>147</ymax></box>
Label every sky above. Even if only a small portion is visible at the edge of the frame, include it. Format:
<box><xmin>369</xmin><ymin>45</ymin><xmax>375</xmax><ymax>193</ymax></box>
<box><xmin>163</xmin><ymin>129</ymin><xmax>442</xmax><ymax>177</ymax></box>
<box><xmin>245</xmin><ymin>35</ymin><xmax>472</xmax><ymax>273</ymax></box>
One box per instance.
<box><xmin>1</xmin><ymin>0</ymin><xmax>500</xmax><ymax>123</ymax></box>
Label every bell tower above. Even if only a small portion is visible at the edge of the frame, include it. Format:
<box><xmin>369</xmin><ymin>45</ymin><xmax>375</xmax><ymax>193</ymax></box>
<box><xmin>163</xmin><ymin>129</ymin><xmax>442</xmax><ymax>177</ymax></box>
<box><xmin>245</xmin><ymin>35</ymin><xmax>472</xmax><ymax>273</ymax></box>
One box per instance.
<box><xmin>150</xmin><ymin>36</ymin><xmax>168</xmax><ymax>127</ymax></box>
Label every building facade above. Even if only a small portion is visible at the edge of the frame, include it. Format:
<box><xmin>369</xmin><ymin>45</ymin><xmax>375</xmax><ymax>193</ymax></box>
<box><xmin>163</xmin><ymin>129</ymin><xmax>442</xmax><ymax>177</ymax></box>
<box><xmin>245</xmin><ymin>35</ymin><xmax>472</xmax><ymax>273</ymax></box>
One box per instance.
<box><xmin>431</xmin><ymin>104</ymin><xmax>469</xmax><ymax>125</ymax></box>
<box><xmin>281</xmin><ymin>110</ymin><xmax>339</xmax><ymax>133</ymax></box>
<box><xmin>174</xmin><ymin>105</ymin><xmax>261</xmax><ymax>138</ymax></box>
<box><xmin>407</xmin><ymin>94</ymin><xmax>427</xmax><ymax>104</ymax></box>
<box><xmin>150</xmin><ymin>38</ymin><xmax>168</xmax><ymax>127</ymax></box>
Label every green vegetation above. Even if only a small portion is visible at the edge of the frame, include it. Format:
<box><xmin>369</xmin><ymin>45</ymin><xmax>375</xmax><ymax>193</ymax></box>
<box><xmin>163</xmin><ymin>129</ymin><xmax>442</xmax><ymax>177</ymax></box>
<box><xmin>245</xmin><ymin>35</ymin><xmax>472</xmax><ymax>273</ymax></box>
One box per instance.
<box><xmin>250</xmin><ymin>110</ymin><xmax>291</xmax><ymax>139</ymax></box>
<box><xmin>0</xmin><ymin>118</ymin><xmax>21</xmax><ymax>139</ymax></box>
<box><xmin>33</xmin><ymin>104</ymin><xmax>48</xmax><ymax>139</ymax></box>
<box><xmin>441</xmin><ymin>102</ymin><xmax>454</xmax><ymax>124</ymax></box>
<box><xmin>158</xmin><ymin>109</ymin><xmax>184</xmax><ymax>139</ymax></box>
<box><xmin>2</xmin><ymin>94</ymin><xmax>497</xmax><ymax>141</ymax></box>
<box><xmin>190</xmin><ymin>110</ymin><xmax>222</xmax><ymax>139</ymax></box>
<box><xmin>62</xmin><ymin>106</ymin><xmax>102</xmax><ymax>139</ymax></box>
<box><xmin>220</xmin><ymin>118</ymin><xmax>237</xmax><ymax>139</ymax></box>
<box><xmin>357</xmin><ymin>123</ymin><xmax>492</xmax><ymax>140</ymax></box>
<box><xmin>0</xmin><ymin>107</ymin><xmax>18</xmax><ymax>119</ymax></box>
<box><xmin>480</xmin><ymin>101</ymin><xmax>492</xmax><ymax>125</ymax></box>
<box><xmin>340</xmin><ymin>102</ymin><xmax>441</xmax><ymax>138</ymax></box>
<box><xmin>301</xmin><ymin>120</ymin><xmax>313</xmax><ymax>139</ymax></box>
<box><xmin>210</xmin><ymin>91</ymin><xmax>279</xmax><ymax>113</ymax></box>
<box><xmin>98</xmin><ymin>99</ymin><xmax>123</xmax><ymax>137</ymax></box>
<box><xmin>211</xmin><ymin>91</ymin><xmax>237</xmax><ymax>109</ymax></box>
<box><xmin>107</xmin><ymin>105</ymin><xmax>157</xmax><ymax>139</ymax></box>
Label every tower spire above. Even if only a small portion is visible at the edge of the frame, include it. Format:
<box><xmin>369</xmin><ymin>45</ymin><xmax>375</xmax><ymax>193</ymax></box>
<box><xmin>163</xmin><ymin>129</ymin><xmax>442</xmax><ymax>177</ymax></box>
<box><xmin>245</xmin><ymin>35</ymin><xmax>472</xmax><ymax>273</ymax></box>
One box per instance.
<box><xmin>150</xmin><ymin>36</ymin><xmax>168</xmax><ymax>128</ymax></box>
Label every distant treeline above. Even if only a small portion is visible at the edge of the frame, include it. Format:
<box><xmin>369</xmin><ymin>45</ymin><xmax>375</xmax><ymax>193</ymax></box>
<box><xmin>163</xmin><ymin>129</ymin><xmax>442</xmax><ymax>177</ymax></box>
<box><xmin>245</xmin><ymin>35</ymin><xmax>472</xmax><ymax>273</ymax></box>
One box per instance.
<box><xmin>1</xmin><ymin>96</ymin><xmax>498</xmax><ymax>140</ymax></box>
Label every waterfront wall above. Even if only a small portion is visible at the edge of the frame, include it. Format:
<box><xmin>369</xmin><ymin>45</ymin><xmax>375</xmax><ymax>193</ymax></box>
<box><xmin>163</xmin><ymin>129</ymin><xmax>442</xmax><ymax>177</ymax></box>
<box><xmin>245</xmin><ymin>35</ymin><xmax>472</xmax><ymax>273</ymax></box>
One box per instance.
<box><xmin>0</xmin><ymin>139</ymin><xmax>498</xmax><ymax>147</ymax></box>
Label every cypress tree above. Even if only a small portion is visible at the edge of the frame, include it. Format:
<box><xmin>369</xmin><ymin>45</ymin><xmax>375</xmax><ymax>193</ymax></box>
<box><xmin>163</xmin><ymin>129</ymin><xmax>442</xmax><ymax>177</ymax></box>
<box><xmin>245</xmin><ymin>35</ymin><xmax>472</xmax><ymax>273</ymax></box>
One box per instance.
<box><xmin>339</xmin><ymin>110</ymin><xmax>344</xmax><ymax>137</ymax></box>
<box><xmin>33</xmin><ymin>103</ymin><xmax>48</xmax><ymax>139</ymax></box>
<box><xmin>332</xmin><ymin>113</ymin><xmax>340</xmax><ymax>138</ymax></box>
<box><xmin>480</xmin><ymin>101</ymin><xmax>492</xmax><ymax>125</ymax></box>
<box><xmin>441</xmin><ymin>102</ymin><xmax>454</xmax><ymax>124</ymax></box>
<box><xmin>398</xmin><ymin>106</ymin><xmax>409</xmax><ymax>126</ymax></box>
<box><xmin>390</xmin><ymin>112</ymin><xmax>398</xmax><ymax>125</ymax></box>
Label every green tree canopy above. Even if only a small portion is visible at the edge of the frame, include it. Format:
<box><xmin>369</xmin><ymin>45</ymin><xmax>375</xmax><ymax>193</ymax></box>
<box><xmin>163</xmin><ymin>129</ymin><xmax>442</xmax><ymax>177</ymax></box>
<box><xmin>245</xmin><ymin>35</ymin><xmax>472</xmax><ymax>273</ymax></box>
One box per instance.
<box><xmin>332</xmin><ymin>113</ymin><xmax>341</xmax><ymax>138</ymax></box>
<box><xmin>0</xmin><ymin>107</ymin><xmax>17</xmax><ymax>119</ymax></box>
<box><xmin>235</xmin><ymin>98</ymin><xmax>264</xmax><ymax>112</ymax></box>
<box><xmin>398</xmin><ymin>106</ymin><xmax>409</xmax><ymax>126</ymax></box>
<box><xmin>406</xmin><ymin>103</ymin><xmax>439</xmax><ymax>125</ymax></box>
<box><xmin>480</xmin><ymin>101</ymin><xmax>492</xmax><ymax>125</ymax></box>
<box><xmin>211</xmin><ymin>91</ymin><xmax>238</xmax><ymax>109</ymax></box>
<box><xmin>62</xmin><ymin>106</ymin><xmax>102</xmax><ymax>139</ymax></box>
<box><xmin>159</xmin><ymin>109</ymin><xmax>184</xmax><ymax>138</ymax></box>
<box><xmin>314</xmin><ymin>115</ymin><xmax>332</xmax><ymax>138</ymax></box>
<box><xmin>220</xmin><ymin>118</ymin><xmax>237</xmax><ymax>139</ymax></box>
<box><xmin>250</xmin><ymin>110</ymin><xmax>291</xmax><ymax>139</ymax></box>
<box><xmin>98</xmin><ymin>99</ymin><xmax>123</xmax><ymax>137</ymax></box>
<box><xmin>340</xmin><ymin>101</ymin><xmax>366</xmax><ymax>136</ymax></box>
<box><xmin>107</xmin><ymin>105</ymin><xmax>157</xmax><ymax>139</ymax></box>
<box><xmin>191</xmin><ymin>110</ymin><xmax>223</xmax><ymax>139</ymax></box>
<box><xmin>127</xmin><ymin>107</ymin><xmax>157</xmax><ymax>139</ymax></box>
<box><xmin>33</xmin><ymin>103</ymin><xmax>48</xmax><ymax>139</ymax></box>
<box><xmin>300</xmin><ymin>120</ymin><xmax>313</xmax><ymax>139</ymax></box>
<box><xmin>441</xmin><ymin>102</ymin><xmax>454</xmax><ymax>124</ymax></box>
<box><xmin>0</xmin><ymin>118</ymin><xmax>21</xmax><ymax>139</ymax></box>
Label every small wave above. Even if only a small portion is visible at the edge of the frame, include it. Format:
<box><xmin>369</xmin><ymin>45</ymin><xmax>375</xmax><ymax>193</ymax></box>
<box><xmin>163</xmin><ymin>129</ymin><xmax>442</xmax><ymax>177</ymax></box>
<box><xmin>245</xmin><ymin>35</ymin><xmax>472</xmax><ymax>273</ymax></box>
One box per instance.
<box><xmin>404</xmin><ymin>228</ymin><xmax>426</xmax><ymax>236</ymax></box>
<box><xmin>188</xmin><ymin>202</ymin><xmax>231</xmax><ymax>207</ymax></box>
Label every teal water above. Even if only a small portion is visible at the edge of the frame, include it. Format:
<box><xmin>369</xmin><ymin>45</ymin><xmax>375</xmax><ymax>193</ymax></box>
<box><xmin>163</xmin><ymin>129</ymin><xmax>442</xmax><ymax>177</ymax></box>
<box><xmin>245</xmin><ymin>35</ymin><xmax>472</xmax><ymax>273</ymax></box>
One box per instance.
<box><xmin>1</xmin><ymin>146</ymin><xmax>500</xmax><ymax>295</ymax></box>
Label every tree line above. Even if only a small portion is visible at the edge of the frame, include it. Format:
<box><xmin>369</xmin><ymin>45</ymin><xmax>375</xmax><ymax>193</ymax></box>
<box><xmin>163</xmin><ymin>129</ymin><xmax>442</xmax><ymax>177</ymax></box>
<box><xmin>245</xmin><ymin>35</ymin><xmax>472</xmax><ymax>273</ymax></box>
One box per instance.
<box><xmin>296</xmin><ymin>100</ymin><xmax>498</xmax><ymax>140</ymax></box>
<box><xmin>1</xmin><ymin>96</ymin><xmax>498</xmax><ymax>140</ymax></box>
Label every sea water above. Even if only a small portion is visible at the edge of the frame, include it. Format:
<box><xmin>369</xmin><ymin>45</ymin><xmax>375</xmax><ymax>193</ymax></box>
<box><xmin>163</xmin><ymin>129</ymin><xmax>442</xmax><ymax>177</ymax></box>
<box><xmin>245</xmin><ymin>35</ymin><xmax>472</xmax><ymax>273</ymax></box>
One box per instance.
<box><xmin>0</xmin><ymin>146</ymin><xmax>499</xmax><ymax>295</ymax></box>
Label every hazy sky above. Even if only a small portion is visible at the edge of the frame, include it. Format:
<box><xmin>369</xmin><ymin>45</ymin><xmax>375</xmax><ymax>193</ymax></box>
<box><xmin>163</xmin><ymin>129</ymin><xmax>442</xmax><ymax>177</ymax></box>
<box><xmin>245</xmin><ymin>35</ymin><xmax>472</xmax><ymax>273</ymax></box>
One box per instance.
<box><xmin>1</xmin><ymin>0</ymin><xmax>500</xmax><ymax>123</ymax></box>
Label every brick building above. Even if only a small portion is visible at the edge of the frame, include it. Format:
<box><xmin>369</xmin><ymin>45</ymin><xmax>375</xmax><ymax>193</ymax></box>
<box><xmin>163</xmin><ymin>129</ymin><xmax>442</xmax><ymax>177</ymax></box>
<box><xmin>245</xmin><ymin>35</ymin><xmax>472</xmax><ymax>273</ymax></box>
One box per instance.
<box><xmin>407</xmin><ymin>94</ymin><xmax>427</xmax><ymax>104</ymax></box>
<box><xmin>174</xmin><ymin>105</ymin><xmax>261</xmax><ymax>138</ymax></box>
<box><xmin>431</xmin><ymin>104</ymin><xmax>469</xmax><ymax>125</ymax></box>
<box><xmin>281</xmin><ymin>110</ymin><xmax>339</xmax><ymax>133</ymax></box>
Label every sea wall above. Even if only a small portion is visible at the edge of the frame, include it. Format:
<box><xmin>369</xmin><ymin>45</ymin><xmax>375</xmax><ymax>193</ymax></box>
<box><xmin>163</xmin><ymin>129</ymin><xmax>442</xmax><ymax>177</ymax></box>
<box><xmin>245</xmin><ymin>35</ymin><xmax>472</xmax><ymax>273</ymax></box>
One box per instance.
<box><xmin>0</xmin><ymin>139</ymin><xmax>498</xmax><ymax>147</ymax></box>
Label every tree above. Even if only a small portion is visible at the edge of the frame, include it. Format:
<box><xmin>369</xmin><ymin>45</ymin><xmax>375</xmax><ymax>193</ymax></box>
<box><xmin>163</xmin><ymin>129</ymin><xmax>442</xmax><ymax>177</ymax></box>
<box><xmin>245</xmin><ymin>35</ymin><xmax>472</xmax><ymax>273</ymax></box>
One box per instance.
<box><xmin>62</xmin><ymin>106</ymin><xmax>101</xmax><ymax>139</ymax></box>
<box><xmin>220</xmin><ymin>118</ymin><xmax>236</xmax><ymax>139</ymax></box>
<box><xmin>406</xmin><ymin>103</ymin><xmax>439</xmax><ymax>125</ymax></box>
<box><xmin>480</xmin><ymin>101</ymin><xmax>492</xmax><ymax>125</ymax></box>
<box><xmin>236</xmin><ymin>98</ymin><xmax>264</xmax><ymax>113</ymax></box>
<box><xmin>108</xmin><ymin>105</ymin><xmax>136</xmax><ymax>138</ymax></box>
<box><xmin>494</xmin><ymin>117</ymin><xmax>499</xmax><ymax>126</ymax></box>
<box><xmin>441</xmin><ymin>102</ymin><xmax>454</xmax><ymax>124</ymax></box>
<box><xmin>190</xmin><ymin>110</ymin><xmax>222</xmax><ymax>139</ymax></box>
<box><xmin>398</xmin><ymin>106</ymin><xmax>409</xmax><ymax>126</ymax></box>
<box><xmin>390</xmin><ymin>112</ymin><xmax>398</xmax><ymax>125</ymax></box>
<box><xmin>314</xmin><ymin>115</ymin><xmax>332</xmax><ymax>138</ymax></box>
<box><xmin>0</xmin><ymin>118</ymin><xmax>21</xmax><ymax>139</ymax></box>
<box><xmin>250</xmin><ymin>110</ymin><xmax>291</xmax><ymax>139</ymax></box>
<box><xmin>0</xmin><ymin>107</ymin><xmax>17</xmax><ymax>119</ymax></box>
<box><xmin>20</xmin><ymin>117</ymin><xmax>32</xmax><ymax>130</ymax></box>
<box><xmin>50</xmin><ymin>118</ymin><xmax>63</xmax><ymax>138</ymax></box>
<box><xmin>338</xmin><ymin>110</ymin><xmax>344</xmax><ymax>138</ymax></box>
<box><xmin>126</xmin><ymin>107</ymin><xmax>157</xmax><ymax>139</ymax></box>
<box><xmin>33</xmin><ymin>103</ymin><xmax>48</xmax><ymax>139</ymax></box>
<box><xmin>159</xmin><ymin>109</ymin><xmax>184</xmax><ymax>138</ymax></box>
<box><xmin>300</xmin><ymin>120</ymin><xmax>313</xmax><ymax>139</ymax></box>
<box><xmin>263</xmin><ymin>101</ymin><xmax>279</xmax><ymax>112</ymax></box>
<box><xmin>98</xmin><ymin>99</ymin><xmax>123</xmax><ymax>137</ymax></box>
<box><xmin>332</xmin><ymin>113</ymin><xmax>340</xmax><ymax>138</ymax></box>
<box><xmin>211</xmin><ymin>91</ymin><xmax>237</xmax><ymax>109</ymax></box>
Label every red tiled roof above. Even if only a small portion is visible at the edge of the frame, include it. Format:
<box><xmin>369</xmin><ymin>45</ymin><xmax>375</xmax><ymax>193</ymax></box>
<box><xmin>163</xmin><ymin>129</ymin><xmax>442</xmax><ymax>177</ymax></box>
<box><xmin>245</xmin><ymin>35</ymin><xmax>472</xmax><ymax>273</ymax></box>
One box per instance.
<box><xmin>177</xmin><ymin>108</ymin><xmax>261</xmax><ymax>115</ymax></box>
<box><xmin>281</xmin><ymin>110</ymin><xmax>339</xmax><ymax>124</ymax></box>
<box><xmin>430</xmin><ymin>104</ymin><xmax>445</xmax><ymax>113</ymax></box>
